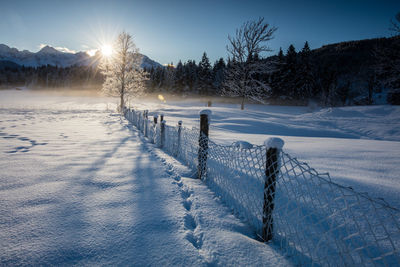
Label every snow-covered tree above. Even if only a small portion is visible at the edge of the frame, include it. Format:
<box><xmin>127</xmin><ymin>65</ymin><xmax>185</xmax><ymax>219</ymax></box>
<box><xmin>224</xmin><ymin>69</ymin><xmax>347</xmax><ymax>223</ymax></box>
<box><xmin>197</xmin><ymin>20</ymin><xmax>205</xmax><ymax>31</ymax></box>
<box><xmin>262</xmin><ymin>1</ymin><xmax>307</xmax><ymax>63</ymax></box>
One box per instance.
<box><xmin>223</xmin><ymin>17</ymin><xmax>277</xmax><ymax>109</ymax></box>
<box><xmin>100</xmin><ymin>32</ymin><xmax>148</xmax><ymax>112</ymax></box>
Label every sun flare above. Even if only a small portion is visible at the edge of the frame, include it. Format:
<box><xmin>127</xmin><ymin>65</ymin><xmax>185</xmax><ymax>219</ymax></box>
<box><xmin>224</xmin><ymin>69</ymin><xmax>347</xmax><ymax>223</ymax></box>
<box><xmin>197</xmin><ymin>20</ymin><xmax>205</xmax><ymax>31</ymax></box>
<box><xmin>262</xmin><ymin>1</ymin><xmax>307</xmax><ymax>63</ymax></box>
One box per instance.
<box><xmin>158</xmin><ymin>94</ymin><xmax>166</xmax><ymax>103</ymax></box>
<box><xmin>100</xmin><ymin>44</ymin><xmax>113</xmax><ymax>57</ymax></box>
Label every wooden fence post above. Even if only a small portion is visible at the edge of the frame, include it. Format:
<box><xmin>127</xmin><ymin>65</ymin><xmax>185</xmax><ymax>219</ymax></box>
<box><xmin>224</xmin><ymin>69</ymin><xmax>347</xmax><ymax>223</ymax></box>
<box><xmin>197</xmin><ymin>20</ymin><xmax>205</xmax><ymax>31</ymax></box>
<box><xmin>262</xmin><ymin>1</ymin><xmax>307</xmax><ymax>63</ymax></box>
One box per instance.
<box><xmin>152</xmin><ymin>115</ymin><xmax>158</xmax><ymax>144</ymax></box>
<box><xmin>262</xmin><ymin>137</ymin><xmax>284</xmax><ymax>242</ymax></box>
<box><xmin>144</xmin><ymin>110</ymin><xmax>148</xmax><ymax>137</ymax></box>
<box><xmin>160</xmin><ymin>119</ymin><xmax>166</xmax><ymax>148</ymax></box>
<box><xmin>198</xmin><ymin>110</ymin><xmax>211</xmax><ymax>179</ymax></box>
<box><xmin>137</xmin><ymin>111</ymin><xmax>141</xmax><ymax>129</ymax></box>
<box><xmin>142</xmin><ymin>110</ymin><xmax>146</xmax><ymax>133</ymax></box>
<box><xmin>176</xmin><ymin>121</ymin><xmax>182</xmax><ymax>156</ymax></box>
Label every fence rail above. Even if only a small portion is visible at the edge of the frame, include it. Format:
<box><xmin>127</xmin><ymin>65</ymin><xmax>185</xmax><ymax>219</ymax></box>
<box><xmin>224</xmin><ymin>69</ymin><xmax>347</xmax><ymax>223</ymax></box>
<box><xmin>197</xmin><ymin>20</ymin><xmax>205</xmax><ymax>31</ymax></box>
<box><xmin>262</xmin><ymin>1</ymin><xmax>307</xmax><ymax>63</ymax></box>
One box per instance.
<box><xmin>123</xmin><ymin>107</ymin><xmax>400</xmax><ymax>266</ymax></box>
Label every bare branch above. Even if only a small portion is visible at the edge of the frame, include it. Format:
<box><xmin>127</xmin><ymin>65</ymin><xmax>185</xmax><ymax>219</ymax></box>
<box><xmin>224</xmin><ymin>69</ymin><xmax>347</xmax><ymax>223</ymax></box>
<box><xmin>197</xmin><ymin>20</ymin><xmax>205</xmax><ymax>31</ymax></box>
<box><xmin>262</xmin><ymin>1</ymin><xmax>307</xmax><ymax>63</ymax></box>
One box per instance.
<box><xmin>100</xmin><ymin>31</ymin><xmax>149</xmax><ymax>111</ymax></box>
<box><xmin>390</xmin><ymin>12</ymin><xmax>400</xmax><ymax>35</ymax></box>
<box><xmin>224</xmin><ymin>18</ymin><xmax>277</xmax><ymax>109</ymax></box>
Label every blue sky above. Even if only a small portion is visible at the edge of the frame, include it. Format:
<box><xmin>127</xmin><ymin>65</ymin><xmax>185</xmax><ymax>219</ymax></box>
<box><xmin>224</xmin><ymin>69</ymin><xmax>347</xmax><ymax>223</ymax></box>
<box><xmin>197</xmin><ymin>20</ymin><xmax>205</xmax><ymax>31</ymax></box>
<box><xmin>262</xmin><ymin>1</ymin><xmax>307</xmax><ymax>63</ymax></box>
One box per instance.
<box><xmin>1</xmin><ymin>0</ymin><xmax>399</xmax><ymax>64</ymax></box>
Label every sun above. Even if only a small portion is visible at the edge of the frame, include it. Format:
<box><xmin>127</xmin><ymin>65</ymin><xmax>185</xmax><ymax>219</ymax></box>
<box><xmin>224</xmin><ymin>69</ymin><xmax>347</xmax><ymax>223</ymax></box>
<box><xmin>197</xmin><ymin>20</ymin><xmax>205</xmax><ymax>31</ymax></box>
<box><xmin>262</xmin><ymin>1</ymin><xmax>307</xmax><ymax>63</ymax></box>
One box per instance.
<box><xmin>100</xmin><ymin>44</ymin><xmax>113</xmax><ymax>57</ymax></box>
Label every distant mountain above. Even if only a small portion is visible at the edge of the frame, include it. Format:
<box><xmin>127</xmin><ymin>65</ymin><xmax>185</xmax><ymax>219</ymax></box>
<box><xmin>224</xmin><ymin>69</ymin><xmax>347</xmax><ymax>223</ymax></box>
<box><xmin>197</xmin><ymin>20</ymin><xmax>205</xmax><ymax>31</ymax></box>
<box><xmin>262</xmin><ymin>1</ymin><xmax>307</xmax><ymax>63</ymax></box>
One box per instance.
<box><xmin>264</xmin><ymin>35</ymin><xmax>400</xmax><ymax>105</ymax></box>
<box><xmin>310</xmin><ymin>36</ymin><xmax>400</xmax><ymax>92</ymax></box>
<box><xmin>0</xmin><ymin>44</ymin><xmax>162</xmax><ymax>69</ymax></box>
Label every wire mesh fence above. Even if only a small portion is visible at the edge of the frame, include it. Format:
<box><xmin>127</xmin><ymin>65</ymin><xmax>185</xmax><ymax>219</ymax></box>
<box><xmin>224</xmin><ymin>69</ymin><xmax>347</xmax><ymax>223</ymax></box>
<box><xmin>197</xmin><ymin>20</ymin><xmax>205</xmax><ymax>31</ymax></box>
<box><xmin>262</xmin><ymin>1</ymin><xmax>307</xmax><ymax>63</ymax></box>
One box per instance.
<box><xmin>123</xmin><ymin>107</ymin><xmax>400</xmax><ymax>266</ymax></box>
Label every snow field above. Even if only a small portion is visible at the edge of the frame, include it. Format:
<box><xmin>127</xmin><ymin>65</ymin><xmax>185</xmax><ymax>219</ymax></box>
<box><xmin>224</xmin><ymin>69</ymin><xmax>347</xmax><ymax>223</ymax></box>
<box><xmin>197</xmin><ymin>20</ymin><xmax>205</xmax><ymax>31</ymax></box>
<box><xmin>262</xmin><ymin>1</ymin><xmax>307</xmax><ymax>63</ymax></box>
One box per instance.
<box><xmin>140</xmin><ymin>131</ymin><xmax>293</xmax><ymax>266</ymax></box>
<box><xmin>0</xmin><ymin>91</ymin><xmax>293</xmax><ymax>266</ymax></box>
<box><xmin>1</xmin><ymin>89</ymin><xmax>400</xmax><ymax>266</ymax></box>
<box><xmin>126</xmin><ymin>106</ymin><xmax>400</xmax><ymax>266</ymax></box>
<box><xmin>128</xmin><ymin>97</ymin><xmax>400</xmax><ymax>209</ymax></box>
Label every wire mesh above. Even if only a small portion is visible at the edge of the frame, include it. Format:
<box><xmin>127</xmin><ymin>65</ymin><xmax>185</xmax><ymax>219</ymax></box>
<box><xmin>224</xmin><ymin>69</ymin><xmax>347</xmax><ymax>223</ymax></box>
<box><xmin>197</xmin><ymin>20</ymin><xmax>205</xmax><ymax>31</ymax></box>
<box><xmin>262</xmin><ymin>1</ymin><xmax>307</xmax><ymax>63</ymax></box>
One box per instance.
<box><xmin>124</xmin><ymin>107</ymin><xmax>400</xmax><ymax>266</ymax></box>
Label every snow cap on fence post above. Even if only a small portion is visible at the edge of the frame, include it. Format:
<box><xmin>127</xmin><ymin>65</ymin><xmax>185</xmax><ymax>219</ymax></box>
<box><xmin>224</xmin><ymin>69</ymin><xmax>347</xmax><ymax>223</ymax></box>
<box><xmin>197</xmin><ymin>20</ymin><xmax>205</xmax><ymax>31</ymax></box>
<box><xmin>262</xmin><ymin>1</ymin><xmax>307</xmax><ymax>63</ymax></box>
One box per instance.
<box><xmin>262</xmin><ymin>137</ymin><xmax>284</xmax><ymax>242</ymax></box>
<box><xmin>233</xmin><ymin>141</ymin><xmax>253</xmax><ymax>149</ymax></box>
<box><xmin>263</xmin><ymin>137</ymin><xmax>284</xmax><ymax>150</ymax></box>
<box><xmin>198</xmin><ymin>110</ymin><xmax>211</xmax><ymax>180</ymax></box>
<box><xmin>199</xmin><ymin>109</ymin><xmax>212</xmax><ymax>121</ymax></box>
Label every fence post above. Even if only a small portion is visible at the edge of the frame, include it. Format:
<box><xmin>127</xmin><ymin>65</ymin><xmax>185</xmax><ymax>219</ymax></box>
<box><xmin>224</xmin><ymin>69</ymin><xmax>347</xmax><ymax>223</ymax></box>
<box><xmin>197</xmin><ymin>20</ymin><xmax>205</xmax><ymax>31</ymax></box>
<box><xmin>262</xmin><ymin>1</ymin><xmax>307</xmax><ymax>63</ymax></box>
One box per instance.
<box><xmin>144</xmin><ymin>110</ymin><xmax>148</xmax><ymax>137</ymax></box>
<box><xmin>262</xmin><ymin>137</ymin><xmax>284</xmax><ymax>242</ymax></box>
<box><xmin>176</xmin><ymin>121</ymin><xmax>182</xmax><ymax>157</ymax></box>
<box><xmin>142</xmin><ymin>110</ymin><xmax>146</xmax><ymax>134</ymax></box>
<box><xmin>198</xmin><ymin>110</ymin><xmax>211</xmax><ymax>180</ymax></box>
<box><xmin>152</xmin><ymin>115</ymin><xmax>158</xmax><ymax>144</ymax></box>
<box><xmin>137</xmin><ymin>111</ymin><xmax>141</xmax><ymax>129</ymax></box>
<box><xmin>160</xmin><ymin>119</ymin><xmax>166</xmax><ymax>148</ymax></box>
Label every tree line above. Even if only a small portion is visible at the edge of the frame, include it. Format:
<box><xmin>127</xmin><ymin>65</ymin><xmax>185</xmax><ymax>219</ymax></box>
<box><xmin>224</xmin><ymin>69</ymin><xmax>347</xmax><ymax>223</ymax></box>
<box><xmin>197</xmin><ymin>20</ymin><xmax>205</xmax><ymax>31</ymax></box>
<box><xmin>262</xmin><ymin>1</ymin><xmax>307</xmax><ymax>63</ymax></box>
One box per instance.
<box><xmin>1</xmin><ymin>13</ymin><xmax>399</xmax><ymax>107</ymax></box>
<box><xmin>146</xmin><ymin>36</ymin><xmax>399</xmax><ymax>107</ymax></box>
<box><xmin>0</xmin><ymin>64</ymin><xmax>103</xmax><ymax>89</ymax></box>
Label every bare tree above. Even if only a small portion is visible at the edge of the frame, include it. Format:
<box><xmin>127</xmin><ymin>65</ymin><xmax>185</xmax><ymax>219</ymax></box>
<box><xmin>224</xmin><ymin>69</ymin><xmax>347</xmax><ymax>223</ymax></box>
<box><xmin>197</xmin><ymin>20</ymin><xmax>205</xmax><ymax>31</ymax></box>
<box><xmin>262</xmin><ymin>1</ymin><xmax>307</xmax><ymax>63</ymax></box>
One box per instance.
<box><xmin>223</xmin><ymin>17</ymin><xmax>277</xmax><ymax>109</ymax></box>
<box><xmin>372</xmin><ymin>12</ymin><xmax>400</xmax><ymax>93</ymax></box>
<box><xmin>100</xmin><ymin>32</ymin><xmax>148</xmax><ymax>112</ymax></box>
<box><xmin>390</xmin><ymin>12</ymin><xmax>400</xmax><ymax>35</ymax></box>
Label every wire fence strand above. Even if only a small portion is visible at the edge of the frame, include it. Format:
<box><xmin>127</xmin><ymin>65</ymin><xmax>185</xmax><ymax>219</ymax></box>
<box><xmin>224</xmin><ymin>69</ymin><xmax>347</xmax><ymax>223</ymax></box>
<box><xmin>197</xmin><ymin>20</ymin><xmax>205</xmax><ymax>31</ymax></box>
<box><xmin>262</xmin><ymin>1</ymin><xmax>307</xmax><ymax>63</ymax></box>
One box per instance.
<box><xmin>124</xmin><ymin>107</ymin><xmax>400</xmax><ymax>266</ymax></box>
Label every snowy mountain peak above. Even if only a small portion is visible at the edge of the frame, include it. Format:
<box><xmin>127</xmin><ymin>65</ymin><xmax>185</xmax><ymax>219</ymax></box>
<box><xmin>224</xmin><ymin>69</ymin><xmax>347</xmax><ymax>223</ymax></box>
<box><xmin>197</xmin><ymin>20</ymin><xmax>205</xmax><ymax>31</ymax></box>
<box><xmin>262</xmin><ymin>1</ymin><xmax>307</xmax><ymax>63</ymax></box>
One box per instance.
<box><xmin>38</xmin><ymin>45</ymin><xmax>61</xmax><ymax>54</ymax></box>
<box><xmin>0</xmin><ymin>44</ymin><xmax>11</xmax><ymax>52</ymax></box>
<box><xmin>0</xmin><ymin>43</ymin><xmax>162</xmax><ymax>69</ymax></box>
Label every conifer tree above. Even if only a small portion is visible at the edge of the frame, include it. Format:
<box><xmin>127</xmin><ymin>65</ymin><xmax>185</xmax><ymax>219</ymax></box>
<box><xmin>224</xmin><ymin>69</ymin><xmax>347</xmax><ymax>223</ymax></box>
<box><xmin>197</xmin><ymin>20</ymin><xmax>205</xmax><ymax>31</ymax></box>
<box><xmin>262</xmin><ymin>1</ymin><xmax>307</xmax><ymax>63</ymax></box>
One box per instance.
<box><xmin>278</xmin><ymin>47</ymin><xmax>284</xmax><ymax>62</ymax></box>
<box><xmin>212</xmin><ymin>58</ymin><xmax>226</xmax><ymax>94</ymax></box>
<box><xmin>277</xmin><ymin>44</ymin><xmax>298</xmax><ymax>100</ymax></box>
<box><xmin>296</xmin><ymin>41</ymin><xmax>315</xmax><ymax>102</ymax></box>
<box><xmin>174</xmin><ymin>60</ymin><xmax>184</xmax><ymax>93</ymax></box>
<box><xmin>198</xmin><ymin>52</ymin><xmax>213</xmax><ymax>95</ymax></box>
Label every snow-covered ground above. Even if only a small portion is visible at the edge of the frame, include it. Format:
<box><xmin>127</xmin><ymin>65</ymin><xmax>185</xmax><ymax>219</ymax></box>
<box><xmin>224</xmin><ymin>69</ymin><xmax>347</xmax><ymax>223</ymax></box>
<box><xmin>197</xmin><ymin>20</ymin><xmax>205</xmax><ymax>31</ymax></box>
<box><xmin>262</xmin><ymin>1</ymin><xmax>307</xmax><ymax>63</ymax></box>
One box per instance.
<box><xmin>0</xmin><ymin>89</ymin><xmax>399</xmax><ymax>265</ymax></box>
<box><xmin>0</xmin><ymin>90</ymin><xmax>291</xmax><ymax>266</ymax></box>
<box><xmin>129</xmin><ymin>96</ymin><xmax>400</xmax><ymax>210</ymax></box>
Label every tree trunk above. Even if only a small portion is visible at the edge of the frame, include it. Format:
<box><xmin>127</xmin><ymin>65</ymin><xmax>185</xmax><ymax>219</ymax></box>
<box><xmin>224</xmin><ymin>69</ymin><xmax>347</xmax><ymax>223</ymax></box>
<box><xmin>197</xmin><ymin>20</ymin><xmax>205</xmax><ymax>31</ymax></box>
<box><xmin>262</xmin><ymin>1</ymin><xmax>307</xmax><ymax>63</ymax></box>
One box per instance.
<box><xmin>120</xmin><ymin>91</ymin><xmax>124</xmax><ymax>113</ymax></box>
<box><xmin>241</xmin><ymin>96</ymin><xmax>245</xmax><ymax>110</ymax></box>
